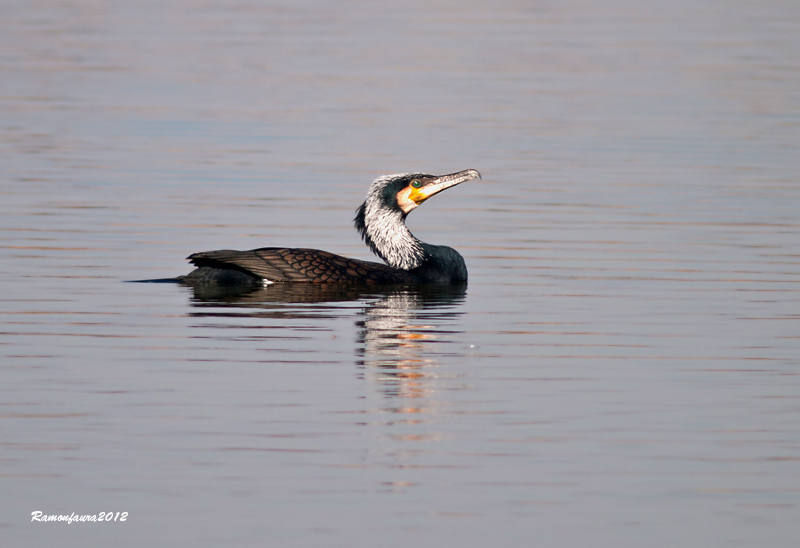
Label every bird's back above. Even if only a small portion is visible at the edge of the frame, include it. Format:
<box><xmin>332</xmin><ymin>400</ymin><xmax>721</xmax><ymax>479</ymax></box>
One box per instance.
<box><xmin>183</xmin><ymin>247</ymin><xmax>416</xmax><ymax>285</ymax></box>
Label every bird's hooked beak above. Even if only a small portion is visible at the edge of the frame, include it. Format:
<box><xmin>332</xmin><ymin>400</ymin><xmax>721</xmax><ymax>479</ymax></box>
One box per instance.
<box><xmin>402</xmin><ymin>169</ymin><xmax>481</xmax><ymax>212</ymax></box>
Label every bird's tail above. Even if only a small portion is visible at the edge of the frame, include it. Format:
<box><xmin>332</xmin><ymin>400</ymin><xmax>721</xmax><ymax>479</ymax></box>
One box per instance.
<box><xmin>124</xmin><ymin>277</ymin><xmax>185</xmax><ymax>283</ymax></box>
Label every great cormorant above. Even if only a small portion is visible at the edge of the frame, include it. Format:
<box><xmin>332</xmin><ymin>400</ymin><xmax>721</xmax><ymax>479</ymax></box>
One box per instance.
<box><xmin>181</xmin><ymin>169</ymin><xmax>480</xmax><ymax>285</ymax></box>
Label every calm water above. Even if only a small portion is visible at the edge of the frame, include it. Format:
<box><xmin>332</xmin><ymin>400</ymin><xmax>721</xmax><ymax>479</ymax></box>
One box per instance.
<box><xmin>2</xmin><ymin>0</ymin><xmax>799</xmax><ymax>546</ymax></box>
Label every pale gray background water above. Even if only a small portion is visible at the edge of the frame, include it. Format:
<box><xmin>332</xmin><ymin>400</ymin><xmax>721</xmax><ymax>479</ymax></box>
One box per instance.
<box><xmin>2</xmin><ymin>0</ymin><xmax>799</xmax><ymax>546</ymax></box>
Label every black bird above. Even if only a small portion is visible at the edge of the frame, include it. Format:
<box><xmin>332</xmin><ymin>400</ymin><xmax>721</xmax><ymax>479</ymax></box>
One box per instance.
<box><xmin>181</xmin><ymin>169</ymin><xmax>481</xmax><ymax>286</ymax></box>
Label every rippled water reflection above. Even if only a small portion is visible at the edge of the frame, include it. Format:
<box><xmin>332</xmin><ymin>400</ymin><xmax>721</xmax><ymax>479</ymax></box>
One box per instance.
<box><xmin>2</xmin><ymin>0</ymin><xmax>799</xmax><ymax>546</ymax></box>
<box><xmin>187</xmin><ymin>284</ymin><xmax>468</xmax><ymax>401</ymax></box>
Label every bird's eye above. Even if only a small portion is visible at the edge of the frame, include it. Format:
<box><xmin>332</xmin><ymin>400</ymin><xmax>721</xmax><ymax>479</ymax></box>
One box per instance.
<box><xmin>411</xmin><ymin>180</ymin><xmax>422</xmax><ymax>189</ymax></box>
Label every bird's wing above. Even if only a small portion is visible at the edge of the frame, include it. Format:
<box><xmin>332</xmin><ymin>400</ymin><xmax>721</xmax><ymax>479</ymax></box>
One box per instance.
<box><xmin>187</xmin><ymin>247</ymin><xmax>414</xmax><ymax>284</ymax></box>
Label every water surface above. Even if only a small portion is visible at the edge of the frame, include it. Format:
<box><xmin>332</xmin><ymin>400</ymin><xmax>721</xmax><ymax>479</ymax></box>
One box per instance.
<box><xmin>1</xmin><ymin>1</ymin><xmax>799</xmax><ymax>546</ymax></box>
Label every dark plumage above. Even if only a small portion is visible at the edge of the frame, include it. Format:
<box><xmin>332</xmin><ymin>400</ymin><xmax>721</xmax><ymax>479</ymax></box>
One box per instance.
<box><xmin>181</xmin><ymin>169</ymin><xmax>481</xmax><ymax>286</ymax></box>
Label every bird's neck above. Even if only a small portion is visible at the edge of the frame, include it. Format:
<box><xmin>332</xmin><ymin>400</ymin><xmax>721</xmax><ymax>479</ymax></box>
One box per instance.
<box><xmin>355</xmin><ymin>201</ymin><xmax>468</xmax><ymax>281</ymax></box>
<box><xmin>416</xmin><ymin>242</ymin><xmax>468</xmax><ymax>283</ymax></box>
<box><xmin>356</xmin><ymin>203</ymin><xmax>425</xmax><ymax>270</ymax></box>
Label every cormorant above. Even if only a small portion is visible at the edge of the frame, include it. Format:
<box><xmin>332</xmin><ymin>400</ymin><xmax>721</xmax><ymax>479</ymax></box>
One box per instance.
<box><xmin>181</xmin><ymin>169</ymin><xmax>481</xmax><ymax>286</ymax></box>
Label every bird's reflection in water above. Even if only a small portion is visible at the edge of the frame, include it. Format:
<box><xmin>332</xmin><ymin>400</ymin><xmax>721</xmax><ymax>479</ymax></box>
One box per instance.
<box><xmin>354</xmin><ymin>286</ymin><xmax>466</xmax><ymax>407</ymax></box>
<box><xmin>186</xmin><ymin>283</ymin><xmax>466</xmax><ymax>409</ymax></box>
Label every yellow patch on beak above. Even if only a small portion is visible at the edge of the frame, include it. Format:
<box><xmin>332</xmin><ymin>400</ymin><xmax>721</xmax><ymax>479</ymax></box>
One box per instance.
<box><xmin>408</xmin><ymin>186</ymin><xmax>432</xmax><ymax>204</ymax></box>
<box><xmin>396</xmin><ymin>184</ymin><xmax>449</xmax><ymax>213</ymax></box>
<box><xmin>396</xmin><ymin>186</ymin><xmax>419</xmax><ymax>213</ymax></box>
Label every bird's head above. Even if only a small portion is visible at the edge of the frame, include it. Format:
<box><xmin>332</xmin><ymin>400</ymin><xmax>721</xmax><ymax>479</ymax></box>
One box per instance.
<box><xmin>367</xmin><ymin>169</ymin><xmax>481</xmax><ymax>215</ymax></box>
